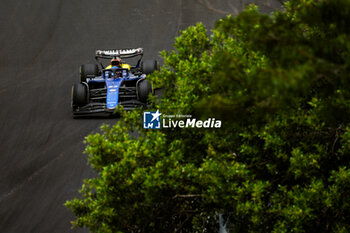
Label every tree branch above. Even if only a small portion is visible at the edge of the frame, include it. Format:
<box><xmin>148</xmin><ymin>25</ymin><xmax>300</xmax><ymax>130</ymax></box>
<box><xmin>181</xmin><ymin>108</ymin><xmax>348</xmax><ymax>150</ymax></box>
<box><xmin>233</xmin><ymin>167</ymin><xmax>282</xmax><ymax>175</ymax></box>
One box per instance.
<box><xmin>172</xmin><ymin>194</ymin><xmax>202</xmax><ymax>199</ymax></box>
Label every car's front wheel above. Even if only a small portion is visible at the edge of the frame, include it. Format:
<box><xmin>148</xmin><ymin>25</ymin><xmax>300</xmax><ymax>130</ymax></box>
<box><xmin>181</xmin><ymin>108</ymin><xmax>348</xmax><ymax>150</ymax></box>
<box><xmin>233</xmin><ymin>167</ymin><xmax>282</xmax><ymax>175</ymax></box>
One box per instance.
<box><xmin>138</xmin><ymin>80</ymin><xmax>152</xmax><ymax>102</ymax></box>
<box><xmin>71</xmin><ymin>83</ymin><xmax>88</xmax><ymax>108</ymax></box>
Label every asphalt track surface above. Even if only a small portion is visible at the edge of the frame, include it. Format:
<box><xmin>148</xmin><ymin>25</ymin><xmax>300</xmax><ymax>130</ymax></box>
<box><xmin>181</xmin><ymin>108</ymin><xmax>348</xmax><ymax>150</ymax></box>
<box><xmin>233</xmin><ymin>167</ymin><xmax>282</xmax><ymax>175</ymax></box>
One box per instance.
<box><xmin>0</xmin><ymin>1</ymin><xmax>282</xmax><ymax>232</ymax></box>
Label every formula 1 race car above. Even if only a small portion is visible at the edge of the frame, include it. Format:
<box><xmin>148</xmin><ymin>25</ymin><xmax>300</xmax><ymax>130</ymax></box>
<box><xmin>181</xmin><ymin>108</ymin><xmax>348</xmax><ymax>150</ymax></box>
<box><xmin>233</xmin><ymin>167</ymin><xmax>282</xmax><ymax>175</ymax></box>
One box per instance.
<box><xmin>71</xmin><ymin>48</ymin><xmax>159</xmax><ymax>116</ymax></box>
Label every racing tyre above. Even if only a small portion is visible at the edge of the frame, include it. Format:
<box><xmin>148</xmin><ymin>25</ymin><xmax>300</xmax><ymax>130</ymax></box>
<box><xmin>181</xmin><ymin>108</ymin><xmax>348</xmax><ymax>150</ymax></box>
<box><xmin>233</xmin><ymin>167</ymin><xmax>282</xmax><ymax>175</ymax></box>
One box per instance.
<box><xmin>141</xmin><ymin>59</ymin><xmax>159</xmax><ymax>75</ymax></box>
<box><xmin>80</xmin><ymin>64</ymin><xmax>99</xmax><ymax>83</ymax></box>
<box><xmin>72</xmin><ymin>83</ymin><xmax>88</xmax><ymax>107</ymax></box>
<box><xmin>138</xmin><ymin>80</ymin><xmax>152</xmax><ymax>102</ymax></box>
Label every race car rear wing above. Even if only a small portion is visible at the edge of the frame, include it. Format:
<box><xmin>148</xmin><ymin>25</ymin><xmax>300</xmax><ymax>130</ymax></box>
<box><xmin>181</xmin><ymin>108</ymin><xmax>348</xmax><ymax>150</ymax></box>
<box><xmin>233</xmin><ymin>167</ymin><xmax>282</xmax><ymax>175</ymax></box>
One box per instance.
<box><xmin>95</xmin><ymin>48</ymin><xmax>143</xmax><ymax>59</ymax></box>
<box><xmin>95</xmin><ymin>48</ymin><xmax>144</xmax><ymax>69</ymax></box>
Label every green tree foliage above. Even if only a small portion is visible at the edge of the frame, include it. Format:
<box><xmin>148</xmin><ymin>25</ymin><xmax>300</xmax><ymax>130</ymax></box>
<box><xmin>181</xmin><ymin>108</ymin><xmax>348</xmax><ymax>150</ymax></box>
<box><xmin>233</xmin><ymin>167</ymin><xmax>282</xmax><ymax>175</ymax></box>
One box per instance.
<box><xmin>66</xmin><ymin>0</ymin><xmax>350</xmax><ymax>232</ymax></box>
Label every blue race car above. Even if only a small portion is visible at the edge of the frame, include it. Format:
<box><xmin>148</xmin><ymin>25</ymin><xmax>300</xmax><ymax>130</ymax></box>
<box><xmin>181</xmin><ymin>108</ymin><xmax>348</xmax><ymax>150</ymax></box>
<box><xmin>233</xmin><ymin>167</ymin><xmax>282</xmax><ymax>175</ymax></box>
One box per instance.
<box><xmin>71</xmin><ymin>48</ymin><xmax>159</xmax><ymax>116</ymax></box>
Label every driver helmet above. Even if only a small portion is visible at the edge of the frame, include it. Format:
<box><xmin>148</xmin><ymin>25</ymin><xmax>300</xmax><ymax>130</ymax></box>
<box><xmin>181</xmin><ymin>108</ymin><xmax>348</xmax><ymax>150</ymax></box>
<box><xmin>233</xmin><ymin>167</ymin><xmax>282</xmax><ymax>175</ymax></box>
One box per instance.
<box><xmin>111</xmin><ymin>57</ymin><xmax>121</xmax><ymax>66</ymax></box>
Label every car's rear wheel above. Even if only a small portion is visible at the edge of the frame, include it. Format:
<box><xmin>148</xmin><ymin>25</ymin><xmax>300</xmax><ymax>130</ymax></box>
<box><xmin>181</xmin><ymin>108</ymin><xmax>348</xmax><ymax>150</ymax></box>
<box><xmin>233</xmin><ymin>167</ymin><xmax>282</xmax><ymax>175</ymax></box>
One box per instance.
<box><xmin>72</xmin><ymin>83</ymin><xmax>88</xmax><ymax>108</ymax></box>
<box><xmin>138</xmin><ymin>80</ymin><xmax>152</xmax><ymax>102</ymax></box>
<box><xmin>141</xmin><ymin>59</ymin><xmax>159</xmax><ymax>75</ymax></box>
<box><xmin>80</xmin><ymin>64</ymin><xmax>99</xmax><ymax>83</ymax></box>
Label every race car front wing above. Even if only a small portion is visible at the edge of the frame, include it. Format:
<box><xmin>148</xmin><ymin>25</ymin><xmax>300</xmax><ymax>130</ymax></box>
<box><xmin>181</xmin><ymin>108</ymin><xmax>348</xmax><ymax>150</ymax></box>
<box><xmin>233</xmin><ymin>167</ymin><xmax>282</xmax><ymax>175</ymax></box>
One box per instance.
<box><xmin>72</xmin><ymin>86</ymin><xmax>146</xmax><ymax>115</ymax></box>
